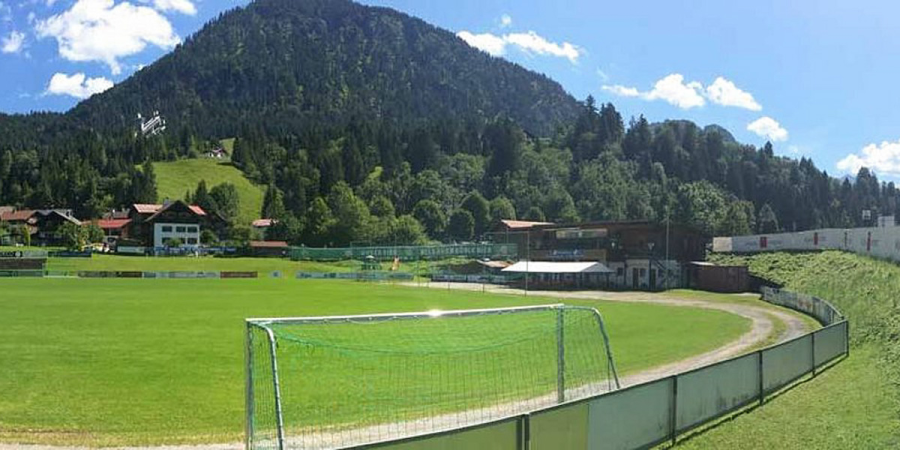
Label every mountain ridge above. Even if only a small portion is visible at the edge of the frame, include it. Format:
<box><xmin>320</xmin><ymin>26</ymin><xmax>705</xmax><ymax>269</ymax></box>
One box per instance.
<box><xmin>63</xmin><ymin>0</ymin><xmax>580</xmax><ymax>137</ymax></box>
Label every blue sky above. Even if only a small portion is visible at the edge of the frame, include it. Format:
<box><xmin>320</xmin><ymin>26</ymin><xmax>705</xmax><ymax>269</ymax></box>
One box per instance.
<box><xmin>2</xmin><ymin>0</ymin><xmax>900</xmax><ymax>179</ymax></box>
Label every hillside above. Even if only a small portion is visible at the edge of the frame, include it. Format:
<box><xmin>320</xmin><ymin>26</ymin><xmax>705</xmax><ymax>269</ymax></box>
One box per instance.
<box><xmin>700</xmin><ymin>250</ymin><xmax>900</xmax><ymax>448</ymax></box>
<box><xmin>153</xmin><ymin>158</ymin><xmax>264</xmax><ymax>226</ymax></box>
<box><xmin>66</xmin><ymin>0</ymin><xmax>579</xmax><ymax>138</ymax></box>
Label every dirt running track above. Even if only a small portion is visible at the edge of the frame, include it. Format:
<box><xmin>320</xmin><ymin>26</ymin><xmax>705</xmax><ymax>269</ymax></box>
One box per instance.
<box><xmin>0</xmin><ymin>285</ymin><xmax>811</xmax><ymax>450</ymax></box>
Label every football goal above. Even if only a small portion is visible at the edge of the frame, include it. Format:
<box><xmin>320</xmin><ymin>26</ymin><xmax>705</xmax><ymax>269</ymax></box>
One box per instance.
<box><xmin>245</xmin><ymin>304</ymin><xmax>620</xmax><ymax>450</ymax></box>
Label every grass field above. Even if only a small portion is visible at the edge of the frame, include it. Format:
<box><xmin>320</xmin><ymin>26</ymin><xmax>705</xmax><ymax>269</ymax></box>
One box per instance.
<box><xmin>0</xmin><ymin>279</ymin><xmax>750</xmax><ymax>446</ymax></box>
<box><xmin>691</xmin><ymin>250</ymin><xmax>900</xmax><ymax>449</ymax></box>
<box><xmin>152</xmin><ymin>158</ymin><xmax>264</xmax><ymax>226</ymax></box>
<box><xmin>43</xmin><ymin>254</ymin><xmax>467</xmax><ymax>277</ymax></box>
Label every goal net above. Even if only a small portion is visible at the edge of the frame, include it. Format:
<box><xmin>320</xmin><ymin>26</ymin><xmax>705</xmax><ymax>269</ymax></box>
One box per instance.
<box><xmin>245</xmin><ymin>304</ymin><xmax>620</xmax><ymax>450</ymax></box>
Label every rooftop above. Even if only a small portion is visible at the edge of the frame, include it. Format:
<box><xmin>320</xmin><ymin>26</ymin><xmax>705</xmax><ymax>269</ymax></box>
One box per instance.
<box><xmin>96</xmin><ymin>219</ymin><xmax>132</xmax><ymax>229</ymax></box>
<box><xmin>0</xmin><ymin>209</ymin><xmax>34</xmax><ymax>222</ymax></box>
<box><xmin>252</xmin><ymin>219</ymin><xmax>276</xmax><ymax>228</ymax></box>
<box><xmin>499</xmin><ymin>219</ymin><xmax>554</xmax><ymax>230</ymax></box>
<box><xmin>135</xmin><ymin>203</ymin><xmax>207</xmax><ymax>217</ymax></box>
<box><xmin>502</xmin><ymin>261</ymin><xmax>614</xmax><ymax>274</ymax></box>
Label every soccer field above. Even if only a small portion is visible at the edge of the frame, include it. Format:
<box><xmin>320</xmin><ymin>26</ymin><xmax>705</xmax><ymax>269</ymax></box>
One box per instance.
<box><xmin>0</xmin><ymin>279</ymin><xmax>750</xmax><ymax>446</ymax></box>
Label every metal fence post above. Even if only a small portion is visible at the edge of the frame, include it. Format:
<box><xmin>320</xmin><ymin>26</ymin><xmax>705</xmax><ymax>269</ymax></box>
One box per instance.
<box><xmin>811</xmin><ymin>331</ymin><xmax>817</xmax><ymax>377</ymax></box>
<box><xmin>845</xmin><ymin>320</ymin><xmax>851</xmax><ymax>357</ymax></box>
<box><xmin>556</xmin><ymin>307</ymin><xmax>566</xmax><ymax>404</ymax></box>
<box><xmin>757</xmin><ymin>350</ymin><xmax>765</xmax><ymax>406</ymax></box>
<box><xmin>670</xmin><ymin>375</ymin><xmax>678</xmax><ymax>446</ymax></box>
<box><xmin>517</xmin><ymin>414</ymin><xmax>531</xmax><ymax>450</ymax></box>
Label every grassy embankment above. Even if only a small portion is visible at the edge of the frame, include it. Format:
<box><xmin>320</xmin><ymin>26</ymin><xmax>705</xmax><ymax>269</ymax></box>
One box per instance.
<box><xmin>682</xmin><ymin>251</ymin><xmax>900</xmax><ymax>449</ymax></box>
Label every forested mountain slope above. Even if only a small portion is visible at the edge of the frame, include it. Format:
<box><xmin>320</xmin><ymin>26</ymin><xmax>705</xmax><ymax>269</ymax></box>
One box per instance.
<box><xmin>1</xmin><ymin>0</ymin><xmax>898</xmax><ymax>247</ymax></box>
<box><xmin>67</xmin><ymin>0</ymin><xmax>579</xmax><ymax>137</ymax></box>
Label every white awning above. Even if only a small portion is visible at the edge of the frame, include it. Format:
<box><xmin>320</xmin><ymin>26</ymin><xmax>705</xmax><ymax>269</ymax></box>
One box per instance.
<box><xmin>502</xmin><ymin>261</ymin><xmax>614</xmax><ymax>274</ymax></box>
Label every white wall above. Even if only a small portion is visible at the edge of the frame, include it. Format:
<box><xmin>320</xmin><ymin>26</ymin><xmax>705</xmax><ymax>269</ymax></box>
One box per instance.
<box><xmin>714</xmin><ymin>226</ymin><xmax>900</xmax><ymax>262</ymax></box>
<box><xmin>605</xmin><ymin>259</ymin><xmax>680</xmax><ymax>289</ymax></box>
<box><xmin>153</xmin><ymin>223</ymin><xmax>201</xmax><ymax>248</ymax></box>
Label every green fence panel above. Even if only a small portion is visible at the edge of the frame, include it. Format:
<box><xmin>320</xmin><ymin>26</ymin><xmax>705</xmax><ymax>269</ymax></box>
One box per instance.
<box><xmin>290</xmin><ymin>244</ymin><xmax>518</xmax><ymax>261</ymax></box>
<box><xmin>762</xmin><ymin>334</ymin><xmax>812</xmax><ymax>393</ymax></box>
<box><xmin>586</xmin><ymin>377</ymin><xmax>673</xmax><ymax>450</ymax></box>
<box><xmin>814</xmin><ymin>321</ymin><xmax>847</xmax><ymax>367</ymax></box>
<box><xmin>675</xmin><ymin>352</ymin><xmax>760</xmax><ymax>433</ymax></box>
<box><xmin>372</xmin><ymin>418</ymin><xmax>520</xmax><ymax>450</ymax></box>
<box><xmin>530</xmin><ymin>402</ymin><xmax>589</xmax><ymax>450</ymax></box>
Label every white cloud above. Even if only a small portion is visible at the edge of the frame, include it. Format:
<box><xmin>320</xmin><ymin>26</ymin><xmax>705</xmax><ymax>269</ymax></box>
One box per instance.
<box><xmin>837</xmin><ymin>140</ymin><xmax>900</xmax><ymax>177</ymax></box>
<box><xmin>643</xmin><ymin>74</ymin><xmax>705</xmax><ymax>109</ymax></box>
<box><xmin>45</xmin><ymin>72</ymin><xmax>114</xmax><ymax>98</ymax></box>
<box><xmin>747</xmin><ymin>116</ymin><xmax>788</xmax><ymax>142</ymax></box>
<box><xmin>504</xmin><ymin>31</ymin><xmax>580</xmax><ymax>63</ymax></box>
<box><xmin>456</xmin><ymin>31</ymin><xmax>506</xmax><ymax>56</ymax></box>
<box><xmin>601</xmin><ymin>84</ymin><xmax>640</xmax><ymax>97</ymax></box>
<box><xmin>456</xmin><ymin>29</ymin><xmax>582</xmax><ymax>63</ymax></box>
<box><xmin>705</xmin><ymin>77</ymin><xmax>762</xmax><ymax>111</ymax></box>
<box><xmin>152</xmin><ymin>0</ymin><xmax>195</xmax><ymax>15</ymax></box>
<box><xmin>602</xmin><ymin>73</ymin><xmax>705</xmax><ymax>109</ymax></box>
<box><xmin>603</xmin><ymin>74</ymin><xmax>764</xmax><ymax>112</ymax></box>
<box><xmin>36</xmin><ymin>0</ymin><xmax>180</xmax><ymax>75</ymax></box>
<box><xmin>499</xmin><ymin>14</ymin><xmax>511</xmax><ymax>28</ymax></box>
<box><xmin>1</xmin><ymin>30</ymin><xmax>24</xmax><ymax>53</ymax></box>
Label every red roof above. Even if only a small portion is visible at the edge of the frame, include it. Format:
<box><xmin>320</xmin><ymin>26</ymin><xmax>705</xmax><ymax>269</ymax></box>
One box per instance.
<box><xmin>500</xmin><ymin>219</ymin><xmax>553</xmax><ymax>230</ymax></box>
<box><xmin>96</xmin><ymin>219</ymin><xmax>132</xmax><ymax>229</ymax></box>
<box><xmin>0</xmin><ymin>209</ymin><xmax>35</xmax><ymax>222</ymax></box>
<box><xmin>252</xmin><ymin>219</ymin><xmax>276</xmax><ymax>227</ymax></box>
<box><xmin>133</xmin><ymin>203</ymin><xmax>206</xmax><ymax>216</ymax></box>
<box><xmin>249</xmin><ymin>240</ymin><xmax>289</xmax><ymax>248</ymax></box>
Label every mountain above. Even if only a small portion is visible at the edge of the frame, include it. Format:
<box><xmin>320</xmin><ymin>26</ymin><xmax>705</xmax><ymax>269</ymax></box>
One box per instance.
<box><xmin>67</xmin><ymin>0</ymin><xmax>579</xmax><ymax>137</ymax></box>
<box><xmin>2</xmin><ymin>0</ymin><xmax>899</xmax><ymax>247</ymax></box>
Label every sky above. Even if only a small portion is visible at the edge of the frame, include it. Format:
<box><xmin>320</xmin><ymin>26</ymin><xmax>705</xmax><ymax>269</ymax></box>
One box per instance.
<box><xmin>2</xmin><ymin>0</ymin><xmax>900</xmax><ymax>179</ymax></box>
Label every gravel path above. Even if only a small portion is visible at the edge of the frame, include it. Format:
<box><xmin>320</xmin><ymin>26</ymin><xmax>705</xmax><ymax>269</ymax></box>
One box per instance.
<box><xmin>0</xmin><ymin>284</ymin><xmax>811</xmax><ymax>450</ymax></box>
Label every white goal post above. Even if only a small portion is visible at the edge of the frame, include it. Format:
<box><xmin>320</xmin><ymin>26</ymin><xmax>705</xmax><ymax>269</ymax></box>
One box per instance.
<box><xmin>245</xmin><ymin>304</ymin><xmax>620</xmax><ymax>450</ymax></box>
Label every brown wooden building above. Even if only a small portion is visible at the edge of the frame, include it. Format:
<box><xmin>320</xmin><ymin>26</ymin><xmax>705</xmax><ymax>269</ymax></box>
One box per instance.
<box><xmin>490</xmin><ymin>220</ymin><xmax>709</xmax><ymax>290</ymax></box>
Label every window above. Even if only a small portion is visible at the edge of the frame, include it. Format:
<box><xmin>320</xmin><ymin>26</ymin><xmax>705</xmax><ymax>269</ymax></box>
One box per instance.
<box><xmin>188</xmin><ymin>226</ymin><xmax>198</xmax><ymax>233</ymax></box>
<box><xmin>161</xmin><ymin>226</ymin><xmax>172</xmax><ymax>232</ymax></box>
<box><xmin>616</xmin><ymin>268</ymin><xmax>624</xmax><ymax>276</ymax></box>
<box><xmin>640</xmin><ymin>268</ymin><xmax>646</xmax><ymax>277</ymax></box>
<box><xmin>176</xmin><ymin>226</ymin><xmax>186</xmax><ymax>233</ymax></box>
<box><xmin>186</xmin><ymin>237</ymin><xmax>198</xmax><ymax>245</ymax></box>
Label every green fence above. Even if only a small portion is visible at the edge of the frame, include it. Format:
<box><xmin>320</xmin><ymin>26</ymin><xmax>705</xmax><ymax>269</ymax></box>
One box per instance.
<box><xmin>357</xmin><ymin>287</ymin><xmax>848</xmax><ymax>450</ymax></box>
<box><xmin>289</xmin><ymin>244</ymin><xmax>518</xmax><ymax>261</ymax></box>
